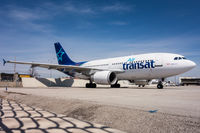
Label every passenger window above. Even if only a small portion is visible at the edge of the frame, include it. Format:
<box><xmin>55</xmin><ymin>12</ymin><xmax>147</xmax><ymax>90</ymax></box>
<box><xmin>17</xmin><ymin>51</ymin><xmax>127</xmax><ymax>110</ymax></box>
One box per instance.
<box><xmin>182</xmin><ymin>57</ymin><xmax>186</xmax><ymax>59</ymax></box>
<box><xmin>179</xmin><ymin>57</ymin><xmax>182</xmax><ymax>60</ymax></box>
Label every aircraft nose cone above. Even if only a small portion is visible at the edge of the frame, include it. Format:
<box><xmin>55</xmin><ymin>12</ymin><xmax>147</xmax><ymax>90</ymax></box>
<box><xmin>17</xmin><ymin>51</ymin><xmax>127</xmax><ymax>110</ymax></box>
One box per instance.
<box><xmin>191</xmin><ymin>61</ymin><xmax>196</xmax><ymax>68</ymax></box>
<box><xmin>188</xmin><ymin>60</ymin><xmax>196</xmax><ymax>69</ymax></box>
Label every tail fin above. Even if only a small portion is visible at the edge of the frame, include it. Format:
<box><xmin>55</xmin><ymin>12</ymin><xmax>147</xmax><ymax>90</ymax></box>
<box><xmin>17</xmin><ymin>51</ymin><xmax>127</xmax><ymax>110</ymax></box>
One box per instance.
<box><xmin>54</xmin><ymin>42</ymin><xmax>76</xmax><ymax>65</ymax></box>
<box><xmin>3</xmin><ymin>59</ymin><xmax>6</xmax><ymax>66</ymax></box>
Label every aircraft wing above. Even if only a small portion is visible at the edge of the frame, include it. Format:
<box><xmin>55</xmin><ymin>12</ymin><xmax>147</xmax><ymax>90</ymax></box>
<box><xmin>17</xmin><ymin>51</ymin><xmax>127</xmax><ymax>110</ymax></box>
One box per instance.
<box><xmin>3</xmin><ymin>60</ymin><xmax>124</xmax><ymax>74</ymax></box>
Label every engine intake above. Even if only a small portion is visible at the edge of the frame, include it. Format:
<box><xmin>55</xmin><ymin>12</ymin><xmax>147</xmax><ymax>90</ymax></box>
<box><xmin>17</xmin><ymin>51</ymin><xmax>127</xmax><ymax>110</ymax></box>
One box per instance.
<box><xmin>91</xmin><ymin>71</ymin><xmax>117</xmax><ymax>85</ymax></box>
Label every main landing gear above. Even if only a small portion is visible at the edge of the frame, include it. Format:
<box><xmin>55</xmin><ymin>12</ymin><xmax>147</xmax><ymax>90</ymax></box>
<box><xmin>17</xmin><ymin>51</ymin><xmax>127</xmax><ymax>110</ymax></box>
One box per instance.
<box><xmin>111</xmin><ymin>83</ymin><xmax>120</xmax><ymax>88</ymax></box>
<box><xmin>86</xmin><ymin>82</ymin><xmax>96</xmax><ymax>88</ymax></box>
<box><xmin>138</xmin><ymin>85</ymin><xmax>145</xmax><ymax>87</ymax></box>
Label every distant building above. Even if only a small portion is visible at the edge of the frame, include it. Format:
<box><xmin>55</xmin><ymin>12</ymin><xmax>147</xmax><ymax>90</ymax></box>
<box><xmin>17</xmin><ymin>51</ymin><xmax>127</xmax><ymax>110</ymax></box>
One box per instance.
<box><xmin>179</xmin><ymin>77</ymin><xmax>200</xmax><ymax>86</ymax></box>
<box><xmin>0</xmin><ymin>73</ymin><xmax>32</xmax><ymax>87</ymax></box>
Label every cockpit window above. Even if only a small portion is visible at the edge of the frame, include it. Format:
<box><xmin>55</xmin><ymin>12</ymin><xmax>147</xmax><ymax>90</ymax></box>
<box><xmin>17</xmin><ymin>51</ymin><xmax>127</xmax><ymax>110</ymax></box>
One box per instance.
<box><xmin>174</xmin><ymin>57</ymin><xmax>178</xmax><ymax>60</ymax></box>
<box><xmin>174</xmin><ymin>57</ymin><xmax>187</xmax><ymax>60</ymax></box>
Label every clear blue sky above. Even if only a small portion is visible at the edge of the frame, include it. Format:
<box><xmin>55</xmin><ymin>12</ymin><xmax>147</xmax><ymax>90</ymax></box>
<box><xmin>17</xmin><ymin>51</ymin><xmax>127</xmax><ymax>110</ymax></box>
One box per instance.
<box><xmin>0</xmin><ymin>0</ymin><xmax>200</xmax><ymax>79</ymax></box>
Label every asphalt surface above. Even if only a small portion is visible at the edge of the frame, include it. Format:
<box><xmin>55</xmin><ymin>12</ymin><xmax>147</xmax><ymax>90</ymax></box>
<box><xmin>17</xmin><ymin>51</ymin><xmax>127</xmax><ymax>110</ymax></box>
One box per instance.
<box><xmin>2</xmin><ymin>86</ymin><xmax>200</xmax><ymax>117</ymax></box>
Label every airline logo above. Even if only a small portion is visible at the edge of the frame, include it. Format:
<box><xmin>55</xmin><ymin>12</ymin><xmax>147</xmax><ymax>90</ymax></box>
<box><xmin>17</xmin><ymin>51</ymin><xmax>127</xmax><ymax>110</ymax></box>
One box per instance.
<box><xmin>123</xmin><ymin>58</ymin><xmax>155</xmax><ymax>70</ymax></box>
<box><xmin>57</xmin><ymin>48</ymin><xmax>65</xmax><ymax>61</ymax></box>
<box><xmin>127</xmin><ymin>57</ymin><xmax>135</xmax><ymax>62</ymax></box>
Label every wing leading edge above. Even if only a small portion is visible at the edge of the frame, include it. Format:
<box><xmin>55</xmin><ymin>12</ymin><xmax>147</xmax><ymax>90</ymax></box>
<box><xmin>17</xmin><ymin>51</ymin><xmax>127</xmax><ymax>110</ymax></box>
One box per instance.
<box><xmin>4</xmin><ymin>60</ymin><xmax>96</xmax><ymax>71</ymax></box>
<box><xmin>3</xmin><ymin>60</ymin><xmax>124</xmax><ymax>74</ymax></box>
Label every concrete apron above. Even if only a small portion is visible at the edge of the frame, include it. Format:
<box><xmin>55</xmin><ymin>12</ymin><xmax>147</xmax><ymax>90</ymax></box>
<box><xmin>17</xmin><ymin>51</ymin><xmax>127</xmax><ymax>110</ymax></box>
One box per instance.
<box><xmin>0</xmin><ymin>99</ymin><xmax>124</xmax><ymax>133</ymax></box>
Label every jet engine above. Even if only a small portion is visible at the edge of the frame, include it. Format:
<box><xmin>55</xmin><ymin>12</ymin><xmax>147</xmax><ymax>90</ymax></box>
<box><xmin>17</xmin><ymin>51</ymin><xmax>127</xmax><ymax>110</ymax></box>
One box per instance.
<box><xmin>91</xmin><ymin>71</ymin><xmax>117</xmax><ymax>85</ymax></box>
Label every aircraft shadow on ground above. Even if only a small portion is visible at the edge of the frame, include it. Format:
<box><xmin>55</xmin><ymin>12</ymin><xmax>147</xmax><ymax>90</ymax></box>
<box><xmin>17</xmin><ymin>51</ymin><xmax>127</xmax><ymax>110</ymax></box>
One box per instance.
<box><xmin>36</xmin><ymin>78</ymin><xmax>74</xmax><ymax>87</ymax></box>
<box><xmin>0</xmin><ymin>99</ymin><xmax>115</xmax><ymax>133</ymax></box>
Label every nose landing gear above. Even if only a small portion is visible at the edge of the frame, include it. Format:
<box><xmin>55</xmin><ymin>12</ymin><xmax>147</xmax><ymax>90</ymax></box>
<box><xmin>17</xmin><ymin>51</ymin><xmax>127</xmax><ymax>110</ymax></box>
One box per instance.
<box><xmin>157</xmin><ymin>78</ymin><xmax>164</xmax><ymax>89</ymax></box>
<box><xmin>157</xmin><ymin>82</ymin><xmax>163</xmax><ymax>89</ymax></box>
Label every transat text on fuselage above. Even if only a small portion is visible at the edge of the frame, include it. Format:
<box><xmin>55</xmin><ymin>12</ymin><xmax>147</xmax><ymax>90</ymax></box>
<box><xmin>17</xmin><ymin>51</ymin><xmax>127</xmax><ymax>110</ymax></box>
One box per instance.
<box><xmin>123</xmin><ymin>60</ymin><xmax>155</xmax><ymax>70</ymax></box>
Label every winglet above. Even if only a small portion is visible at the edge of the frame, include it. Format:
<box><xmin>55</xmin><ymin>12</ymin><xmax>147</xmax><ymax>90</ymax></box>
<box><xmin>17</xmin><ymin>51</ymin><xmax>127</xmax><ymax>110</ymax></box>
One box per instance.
<box><xmin>3</xmin><ymin>59</ymin><xmax>6</xmax><ymax>66</ymax></box>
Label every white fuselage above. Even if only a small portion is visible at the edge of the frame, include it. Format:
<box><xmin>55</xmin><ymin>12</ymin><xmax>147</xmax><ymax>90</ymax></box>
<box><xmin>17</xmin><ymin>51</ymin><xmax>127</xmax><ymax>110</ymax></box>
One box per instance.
<box><xmin>81</xmin><ymin>53</ymin><xmax>196</xmax><ymax>80</ymax></box>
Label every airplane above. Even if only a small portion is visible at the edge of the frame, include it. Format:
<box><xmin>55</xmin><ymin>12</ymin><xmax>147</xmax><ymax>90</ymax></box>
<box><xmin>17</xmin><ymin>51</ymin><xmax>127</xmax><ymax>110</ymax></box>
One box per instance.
<box><xmin>3</xmin><ymin>42</ymin><xmax>196</xmax><ymax>89</ymax></box>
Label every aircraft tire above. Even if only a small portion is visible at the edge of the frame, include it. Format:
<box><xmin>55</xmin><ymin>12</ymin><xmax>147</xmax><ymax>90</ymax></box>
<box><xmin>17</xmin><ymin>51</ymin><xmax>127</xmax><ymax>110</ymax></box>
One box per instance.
<box><xmin>92</xmin><ymin>83</ymin><xmax>96</xmax><ymax>88</ymax></box>
<box><xmin>157</xmin><ymin>84</ymin><xmax>163</xmax><ymax>89</ymax></box>
<box><xmin>86</xmin><ymin>83</ymin><xmax>90</xmax><ymax>88</ymax></box>
<box><xmin>111</xmin><ymin>84</ymin><xmax>120</xmax><ymax>88</ymax></box>
<box><xmin>86</xmin><ymin>83</ymin><xmax>96</xmax><ymax>88</ymax></box>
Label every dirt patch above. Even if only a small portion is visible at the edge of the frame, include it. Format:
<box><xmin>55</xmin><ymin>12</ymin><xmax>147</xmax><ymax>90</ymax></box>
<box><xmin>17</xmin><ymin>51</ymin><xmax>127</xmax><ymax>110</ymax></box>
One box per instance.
<box><xmin>0</xmin><ymin>90</ymin><xmax>200</xmax><ymax>133</ymax></box>
<box><xmin>68</xmin><ymin>105</ymin><xmax>100</xmax><ymax>120</ymax></box>
<box><xmin>0</xmin><ymin>95</ymin><xmax>5</xmax><ymax>99</ymax></box>
<box><xmin>5</xmin><ymin>91</ymin><xmax>27</xmax><ymax>95</ymax></box>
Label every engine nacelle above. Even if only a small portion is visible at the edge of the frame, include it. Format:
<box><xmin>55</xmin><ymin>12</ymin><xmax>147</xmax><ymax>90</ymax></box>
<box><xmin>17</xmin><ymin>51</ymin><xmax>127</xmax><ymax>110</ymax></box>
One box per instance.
<box><xmin>91</xmin><ymin>71</ymin><xmax>117</xmax><ymax>85</ymax></box>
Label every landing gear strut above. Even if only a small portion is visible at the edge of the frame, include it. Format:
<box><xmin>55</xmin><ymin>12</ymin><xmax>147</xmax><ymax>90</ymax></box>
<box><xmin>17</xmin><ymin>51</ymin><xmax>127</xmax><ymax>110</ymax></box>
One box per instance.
<box><xmin>86</xmin><ymin>82</ymin><xmax>96</xmax><ymax>88</ymax></box>
<box><xmin>157</xmin><ymin>81</ymin><xmax>163</xmax><ymax>89</ymax></box>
